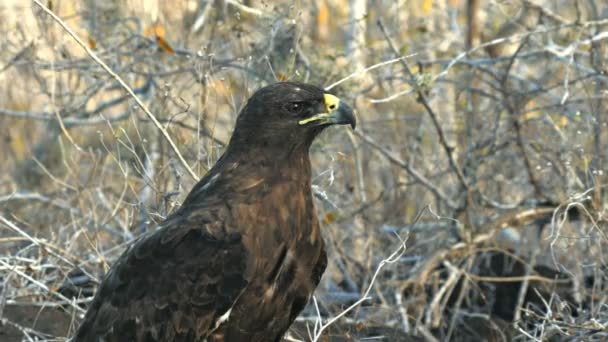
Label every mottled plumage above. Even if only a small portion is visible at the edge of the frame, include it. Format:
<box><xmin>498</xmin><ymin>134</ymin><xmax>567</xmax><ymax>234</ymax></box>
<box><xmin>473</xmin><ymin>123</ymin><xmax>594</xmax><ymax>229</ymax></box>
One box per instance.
<box><xmin>74</xmin><ymin>82</ymin><xmax>355</xmax><ymax>342</ymax></box>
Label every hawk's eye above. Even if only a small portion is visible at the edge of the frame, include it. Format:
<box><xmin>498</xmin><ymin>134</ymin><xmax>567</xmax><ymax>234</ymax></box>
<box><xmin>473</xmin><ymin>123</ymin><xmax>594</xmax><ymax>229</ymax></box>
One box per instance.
<box><xmin>286</xmin><ymin>102</ymin><xmax>304</xmax><ymax>115</ymax></box>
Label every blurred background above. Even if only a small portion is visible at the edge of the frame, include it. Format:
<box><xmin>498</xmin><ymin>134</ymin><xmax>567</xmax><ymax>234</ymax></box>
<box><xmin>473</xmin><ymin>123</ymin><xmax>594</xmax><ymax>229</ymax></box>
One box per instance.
<box><xmin>1</xmin><ymin>0</ymin><xmax>607</xmax><ymax>341</ymax></box>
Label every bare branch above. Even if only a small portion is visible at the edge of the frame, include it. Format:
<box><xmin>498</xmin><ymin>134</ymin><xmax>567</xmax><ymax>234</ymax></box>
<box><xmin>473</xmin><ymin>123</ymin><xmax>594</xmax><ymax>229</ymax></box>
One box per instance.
<box><xmin>32</xmin><ymin>0</ymin><xmax>199</xmax><ymax>181</ymax></box>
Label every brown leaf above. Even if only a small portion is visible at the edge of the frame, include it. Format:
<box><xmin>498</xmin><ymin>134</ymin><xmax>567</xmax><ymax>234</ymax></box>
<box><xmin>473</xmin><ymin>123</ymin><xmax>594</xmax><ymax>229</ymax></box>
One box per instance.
<box><xmin>156</xmin><ymin>36</ymin><xmax>175</xmax><ymax>54</ymax></box>
<box><xmin>87</xmin><ymin>36</ymin><xmax>97</xmax><ymax>50</ymax></box>
<box><xmin>322</xmin><ymin>211</ymin><xmax>337</xmax><ymax>225</ymax></box>
<box><xmin>144</xmin><ymin>24</ymin><xmax>175</xmax><ymax>54</ymax></box>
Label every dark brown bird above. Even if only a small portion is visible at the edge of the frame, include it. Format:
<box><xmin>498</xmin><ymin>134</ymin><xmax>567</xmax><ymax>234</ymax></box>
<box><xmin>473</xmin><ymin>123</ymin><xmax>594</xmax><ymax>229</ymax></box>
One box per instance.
<box><xmin>73</xmin><ymin>82</ymin><xmax>356</xmax><ymax>342</ymax></box>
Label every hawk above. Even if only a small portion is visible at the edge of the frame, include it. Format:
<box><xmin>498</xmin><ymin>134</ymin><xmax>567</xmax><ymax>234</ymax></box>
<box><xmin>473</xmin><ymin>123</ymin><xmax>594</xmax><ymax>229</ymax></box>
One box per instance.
<box><xmin>73</xmin><ymin>82</ymin><xmax>356</xmax><ymax>341</ymax></box>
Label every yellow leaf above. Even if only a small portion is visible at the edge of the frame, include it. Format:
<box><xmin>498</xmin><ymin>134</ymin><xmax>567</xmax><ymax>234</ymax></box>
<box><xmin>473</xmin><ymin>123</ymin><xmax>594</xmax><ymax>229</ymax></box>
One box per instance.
<box><xmin>317</xmin><ymin>0</ymin><xmax>329</xmax><ymax>28</ymax></box>
<box><xmin>10</xmin><ymin>133</ymin><xmax>27</xmax><ymax>160</ymax></box>
<box><xmin>154</xmin><ymin>25</ymin><xmax>166</xmax><ymax>38</ymax></box>
<box><xmin>521</xmin><ymin>111</ymin><xmax>541</xmax><ymax>122</ymax></box>
<box><xmin>422</xmin><ymin>0</ymin><xmax>433</xmax><ymax>14</ymax></box>
<box><xmin>145</xmin><ymin>24</ymin><xmax>166</xmax><ymax>39</ymax></box>
<box><xmin>316</xmin><ymin>0</ymin><xmax>329</xmax><ymax>42</ymax></box>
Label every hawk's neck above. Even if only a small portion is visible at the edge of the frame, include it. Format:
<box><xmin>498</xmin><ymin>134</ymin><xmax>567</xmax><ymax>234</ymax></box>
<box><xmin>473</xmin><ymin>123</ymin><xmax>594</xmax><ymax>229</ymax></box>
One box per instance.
<box><xmin>183</xmin><ymin>145</ymin><xmax>313</xmax><ymax>206</ymax></box>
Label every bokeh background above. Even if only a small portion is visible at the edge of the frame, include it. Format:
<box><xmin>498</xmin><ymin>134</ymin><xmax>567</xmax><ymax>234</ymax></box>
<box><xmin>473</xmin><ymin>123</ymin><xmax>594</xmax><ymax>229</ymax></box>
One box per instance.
<box><xmin>1</xmin><ymin>0</ymin><xmax>607</xmax><ymax>341</ymax></box>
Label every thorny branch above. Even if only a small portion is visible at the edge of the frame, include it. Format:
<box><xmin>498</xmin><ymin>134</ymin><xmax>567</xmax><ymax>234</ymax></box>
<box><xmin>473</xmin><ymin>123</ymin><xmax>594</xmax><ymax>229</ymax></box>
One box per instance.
<box><xmin>377</xmin><ymin>18</ymin><xmax>469</xmax><ymax>193</ymax></box>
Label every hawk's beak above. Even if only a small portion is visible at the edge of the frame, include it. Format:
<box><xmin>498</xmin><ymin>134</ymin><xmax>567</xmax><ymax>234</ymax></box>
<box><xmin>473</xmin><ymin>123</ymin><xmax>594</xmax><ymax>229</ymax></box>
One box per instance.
<box><xmin>298</xmin><ymin>94</ymin><xmax>356</xmax><ymax>129</ymax></box>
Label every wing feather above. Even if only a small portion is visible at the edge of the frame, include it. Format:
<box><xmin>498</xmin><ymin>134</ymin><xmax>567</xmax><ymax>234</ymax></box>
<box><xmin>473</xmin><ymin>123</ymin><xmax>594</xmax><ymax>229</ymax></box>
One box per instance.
<box><xmin>73</xmin><ymin>212</ymin><xmax>250</xmax><ymax>342</ymax></box>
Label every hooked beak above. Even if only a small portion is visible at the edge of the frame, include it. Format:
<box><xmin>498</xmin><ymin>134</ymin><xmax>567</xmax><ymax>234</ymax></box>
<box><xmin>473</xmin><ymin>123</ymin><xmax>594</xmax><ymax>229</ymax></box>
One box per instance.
<box><xmin>298</xmin><ymin>94</ymin><xmax>356</xmax><ymax>130</ymax></box>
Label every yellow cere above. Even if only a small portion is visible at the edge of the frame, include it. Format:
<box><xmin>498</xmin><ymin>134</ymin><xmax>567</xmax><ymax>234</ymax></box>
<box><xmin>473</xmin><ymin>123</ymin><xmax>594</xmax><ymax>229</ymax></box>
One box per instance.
<box><xmin>298</xmin><ymin>93</ymin><xmax>340</xmax><ymax>126</ymax></box>
<box><xmin>323</xmin><ymin>93</ymin><xmax>340</xmax><ymax>112</ymax></box>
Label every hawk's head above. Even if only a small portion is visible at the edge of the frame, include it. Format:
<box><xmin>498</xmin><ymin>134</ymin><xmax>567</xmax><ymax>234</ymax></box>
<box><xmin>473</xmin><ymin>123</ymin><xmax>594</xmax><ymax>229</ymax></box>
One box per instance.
<box><xmin>230</xmin><ymin>82</ymin><xmax>356</xmax><ymax>150</ymax></box>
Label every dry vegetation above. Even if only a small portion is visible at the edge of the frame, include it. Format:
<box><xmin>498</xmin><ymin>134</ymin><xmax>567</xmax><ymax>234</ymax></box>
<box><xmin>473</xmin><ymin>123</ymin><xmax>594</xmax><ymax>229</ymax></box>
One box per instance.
<box><xmin>1</xmin><ymin>0</ymin><xmax>608</xmax><ymax>341</ymax></box>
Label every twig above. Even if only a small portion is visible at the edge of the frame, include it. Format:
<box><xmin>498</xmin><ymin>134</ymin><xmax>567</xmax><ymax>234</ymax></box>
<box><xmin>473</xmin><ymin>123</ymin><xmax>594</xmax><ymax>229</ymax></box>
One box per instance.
<box><xmin>394</xmin><ymin>292</ymin><xmax>410</xmax><ymax>333</ymax></box>
<box><xmin>513</xmin><ymin>245</ymin><xmax>540</xmax><ymax>323</ymax></box>
<box><xmin>377</xmin><ymin>18</ymin><xmax>469</xmax><ymax>191</ymax></box>
<box><xmin>354</xmin><ymin>130</ymin><xmax>459</xmax><ymax>209</ymax></box>
<box><xmin>0</xmin><ymin>215</ymin><xmax>79</xmax><ymax>272</ymax></box>
<box><xmin>224</xmin><ymin>0</ymin><xmax>268</xmax><ymax>17</ymax></box>
<box><xmin>0</xmin><ymin>320</ymin><xmax>37</xmax><ymax>342</ymax></box>
<box><xmin>32</xmin><ymin>0</ymin><xmax>199</xmax><ymax>181</ymax></box>
<box><xmin>0</xmin><ymin>258</ymin><xmax>86</xmax><ymax>314</ymax></box>
<box><xmin>50</xmin><ymin>56</ymin><xmax>82</xmax><ymax>152</ymax></box>
<box><xmin>425</xmin><ymin>260</ymin><xmax>462</xmax><ymax>328</ymax></box>
<box><xmin>522</xmin><ymin>0</ymin><xmax>569</xmax><ymax>24</ymax></box>
<box><xmin>370</xmin><ymin>89</ymin><xmax>415</xmax><ymax>103</ymax></box>
<box><xmin>312</xmin><ymin>236</ymin><xmax>408</xmax><ymax>341</ymax></box>
<box><xmin>325</xmin><ymin>54</ymin><xmax>417</xmax><ymax>91</ymax></box>
<box><xmin>0</xmin><ymin>191</ymin><xmax>78</xmax><ymax>213</ymax></box>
